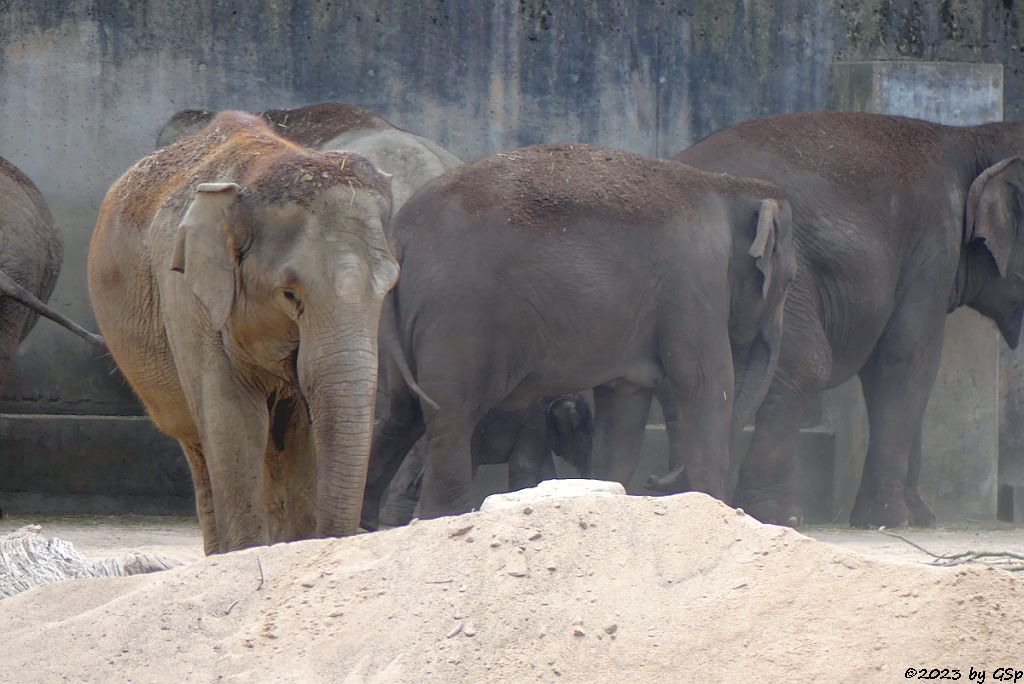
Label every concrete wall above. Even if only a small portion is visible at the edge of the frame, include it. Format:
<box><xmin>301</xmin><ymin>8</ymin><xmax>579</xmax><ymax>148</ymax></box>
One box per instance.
<box><xmin>3</xmin><ymin>0</ymin><xmax>1024</xmax><ymax>513</ymax></box>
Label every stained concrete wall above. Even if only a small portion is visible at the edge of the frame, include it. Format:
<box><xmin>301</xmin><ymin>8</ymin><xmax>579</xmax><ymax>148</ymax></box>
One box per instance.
<box><xmin>3</xmin><ymin>0</ymin><xmax>1024</xmax><ymax>513</ymax></box>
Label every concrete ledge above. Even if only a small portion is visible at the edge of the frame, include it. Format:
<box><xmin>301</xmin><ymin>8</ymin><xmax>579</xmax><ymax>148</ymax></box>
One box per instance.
<box><xmin>0</xmin><ymin>414</ymin><xmax>191</xmax><ymax>515</ymax></box>
<box><xmin>0</xmin><ymin>492</ymin><xmax>194</xmax><ymax>517</ymax></box>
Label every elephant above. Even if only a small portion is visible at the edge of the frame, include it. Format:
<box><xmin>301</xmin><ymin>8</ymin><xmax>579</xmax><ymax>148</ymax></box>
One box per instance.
<box><xmin>373</xmin><ymin>393</ymin><xmax>593</xmax><ymax>528</ymax></box>
<box><xmin>0</xmin><ymin>156</ymin><xmax>103</xmax><ymax>398</ymax></box>
<box><xmin>674</xmin><ymin>110</ymin><xmax>1024</xmax><ymax>528</ymax></box>
<box><xmin>87</xmin><ymin>111</ymin><xmax>399</xmax><ymax>554</ymax></box>
<box><xmin>156</xmin><ymin>102</ymin><xmax>462</xmax><ymax>213</ymax></box>
<box><xmin>365</xmin><ymin>142</ymin><xmax>796</xmax><ymax>521</ymax></box>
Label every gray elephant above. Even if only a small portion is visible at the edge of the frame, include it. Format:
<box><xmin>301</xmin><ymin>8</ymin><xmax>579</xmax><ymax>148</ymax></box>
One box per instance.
<box><xmin>674</xmin><ymin>111</ymin><xmax>1024</xmax><ymax>528</ymax></box>
<box><xmin>88</xmin><ymin>111</ymin><xmax>398</xmax><ymax>554</ymax></box>
<box><xmin>374</xmin><ymin>393</ymin><xmax>593</xmax><ymax>528</ymax></box>
<box><xmin>1</xmin><ymin>156</ymin><xmax>103</xmax><ymax>398</ymax></box>
<box><xmin>156</xmin><ymin>102</ymin><xmax>461</xmax><ymax>212</ymax></box>
<box><xmin>366</xmin><ymin>143</ymin><xmax>796</xmax><ymax>520</ymax></box>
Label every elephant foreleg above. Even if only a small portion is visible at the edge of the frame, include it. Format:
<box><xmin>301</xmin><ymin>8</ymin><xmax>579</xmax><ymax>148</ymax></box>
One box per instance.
<box><xmin>658</xmin><ymin>348</ymin><xmax>732</xmax><ymax>502</ymax></box>
<box><xmin>177</xmin><ymin>440</ymin><xmax>219</xmax><ymax>556</ymax></box>
<box><xmin>195</xmin><ymin>373</ymin><xmax>271</xmax><ymax>552</ymax></box>
<box><xmin>263</xmin><ymin>397</ymin><xmax>316</xmax><ymax>543</ymax></box>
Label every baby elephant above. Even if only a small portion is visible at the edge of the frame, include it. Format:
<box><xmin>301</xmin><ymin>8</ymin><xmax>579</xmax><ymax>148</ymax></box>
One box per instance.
<box><xmin>374</xmin><ymin>394</ymin><xmax>593</xmax><ymax>527</ymax></box>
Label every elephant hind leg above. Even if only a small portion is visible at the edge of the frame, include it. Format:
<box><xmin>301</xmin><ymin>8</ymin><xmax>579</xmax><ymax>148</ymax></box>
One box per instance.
<box><xmin>589</xmin><ymin>385</ymin><xmax>654</xmax><ymax>489</ymax></box>
<box><xmin>0</xmin><ymin>297</ymin><xmax>31</xmax><ymax>398</ymax></box>
<box><xmin>362</xmin><ymin>381</ymin><xmax>425</xmax><ymax>530</ymax></box>
<box><xmin>417</xmin><ymin>406</ymin><xmax>478</xmax><ymax>519</ymax></box>
<box><xmin>852</xmin><ymin>310</ymin><xmax>945</xmax><ymax>529</ymax></box>
<box><xmin>178</xmin><ymin>440</ymin><xmax>218</xmax><ymax>555</ymax></box>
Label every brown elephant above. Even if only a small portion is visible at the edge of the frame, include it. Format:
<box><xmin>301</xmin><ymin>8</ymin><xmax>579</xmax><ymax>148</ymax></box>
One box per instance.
<box><xmin>156</xmin><ymin>102</ymin><xmax>462</xmax><ymax>212</ymax></box>
<box><xmin>1</xmin><ymin>156</ymin><xmax>103</xmax><ymax>399</ymax></box>
<box><xmin>88</xmin><ymin>112</ymin><xmax>399</xmax><ymax>554</ymax></box>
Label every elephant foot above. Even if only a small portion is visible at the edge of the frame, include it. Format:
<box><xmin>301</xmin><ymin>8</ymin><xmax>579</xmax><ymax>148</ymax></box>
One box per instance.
<box><xmin>359</xmin><ymin>495</ymin><xmax>382</xmax><ymax>533</ymax></box>
<box><xmin>644</xmin><ymin>465</ymin><xmax>691</xmax><ymax>494</ymax></box>
<box><xmin>734</xmin><ymin>488</ymin><xmax>804</xmax><ymax>527</ymax></box>
<box><xmin>849</xmin><ymin>488</ymin><xmax>910</xmax><ymax>529</ymax></box>
<box><xmin>905</xmin><ymin>488</ymin><xmax>936</xmax><ymax>528</ymax></box>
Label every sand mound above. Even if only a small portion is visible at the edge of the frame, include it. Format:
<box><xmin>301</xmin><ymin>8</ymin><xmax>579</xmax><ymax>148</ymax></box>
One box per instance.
<box><xmin>1</xmin><ymin>490</ymin><xmax>1022</xmax><ymax>682</ymax></box>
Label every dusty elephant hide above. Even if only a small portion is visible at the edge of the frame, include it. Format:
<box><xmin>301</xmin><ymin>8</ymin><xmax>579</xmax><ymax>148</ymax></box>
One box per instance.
<box><xmin>0</xmin><ymin>525</ymin><xmax>181</xmax><ymax>599</ymax></box>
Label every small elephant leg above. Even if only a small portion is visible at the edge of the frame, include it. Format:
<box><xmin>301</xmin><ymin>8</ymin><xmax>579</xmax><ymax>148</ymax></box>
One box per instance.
<box><xmin>507</xmin><ymin>418</ymin><xmax>547</xmax><ymax>490</ymax></box>
<box><xmin>852</xmin><ymin>312</ymin><xmax>945</xmax><ymax>529</ymax></box>
<box><xmin>589</xmin><ymin>386</ymin><xmax>654</xmax><ymax>487</ymax></box>
<box><xmin>177</xmin><ymin>440</ymin><xmax>219</xmax><ymax>556</ymax></box>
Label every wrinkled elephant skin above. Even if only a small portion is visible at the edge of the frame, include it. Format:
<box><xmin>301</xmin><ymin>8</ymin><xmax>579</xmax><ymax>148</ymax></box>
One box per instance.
<box><xmin>677</xmin><ymin>111</ymin><xmax>1024</xmax><ymax>528</ymax></box>
<box><xmin>88</xmin><ymin>112</ymin><xmax>398</xmax><ymax>554</ymax></box>
<box><xmin>369</xmin><ymin>143</ymin><xmax>797</xmax><ymax>520</ymax></box>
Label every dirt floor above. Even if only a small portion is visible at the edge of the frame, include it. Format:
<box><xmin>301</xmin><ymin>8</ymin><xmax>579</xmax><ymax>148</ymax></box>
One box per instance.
<box><xmin>3</xmin><ymin>493</ymin><xmax>1024</xmax><ymax>682</ymax></box>
<box><xmin>3</xmin><ymin>513</ymin><xmax>1023</xmax><ymax>567</ymax></box>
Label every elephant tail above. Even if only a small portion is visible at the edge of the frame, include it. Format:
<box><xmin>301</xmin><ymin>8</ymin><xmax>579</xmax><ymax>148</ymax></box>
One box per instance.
<box><xmin>0</xmin><ymin>268</ymin><xmax>106</xmax><ymax>348</ymax></box>
<box><xmin>380</xmin><ymin>294</ymin><xmax>439</xmax><ymax>411</ymax></box>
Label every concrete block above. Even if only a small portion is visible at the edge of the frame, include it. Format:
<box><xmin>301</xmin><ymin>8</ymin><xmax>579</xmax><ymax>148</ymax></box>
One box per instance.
<box><xmin>832</xmin><ymin>61</ymin><xmax>1003</xmax><ymax>126</ymax></box>
<box><xmin>831</xmin><ymin>60</ymin><xmax>1003</xmax><ymax>522</ymax></box>
<box><xmin>0</xmin><ymin>414</ymin><xmax>191</xmax><ymax>515</ymax></box>
<box><xmin>480</xmin><ymin>479</ymin><xmax>626</xmax><ymax>513</ymax></box>
<box><xmin>998</xmin><ymin>484</ymin><xmax>1024</xmax><ymax>523</ymax></box>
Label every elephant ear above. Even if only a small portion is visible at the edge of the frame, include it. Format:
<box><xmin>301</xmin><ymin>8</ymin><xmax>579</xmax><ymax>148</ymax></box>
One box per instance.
<box><xmin>731</xmin><ymin>198</ymin><xmax>795</xmax><ymax>432</ymax></box>
<box><xmin>170</xmin><ymin>182</ymin><xmax>242</xmax><ymax>331</ymax></box>
<box><xmin>749</xmin><ymin>199</ymin><xmax>786</xmax><ymax>298</ymax></box>
<box><xmin>966</xmin><ymin>157</ymin><xmax>1024</xmax><ymax>278</ymax></box>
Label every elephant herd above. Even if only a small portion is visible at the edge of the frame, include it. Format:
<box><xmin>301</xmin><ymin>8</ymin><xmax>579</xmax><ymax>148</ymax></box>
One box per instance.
<box><xmin>4</xmin><ymin>101</ymin><xmax>1024</xmax><ymax>554</ymax></box>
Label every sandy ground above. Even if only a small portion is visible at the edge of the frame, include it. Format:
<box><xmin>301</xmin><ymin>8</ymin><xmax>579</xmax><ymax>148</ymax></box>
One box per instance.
<box><xmin>3</xmin><ymin>513</ymin><xmax>1023</xmax><ymax>568</ymax></box>
<box><xmin>2</xmin><ymin>489</ymin><xmax>1024</xmax><ymax>683</ymax></box>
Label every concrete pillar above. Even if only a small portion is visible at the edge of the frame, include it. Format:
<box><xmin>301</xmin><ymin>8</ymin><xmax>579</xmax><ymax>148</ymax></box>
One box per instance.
<box><xmin>830</xmin><ymin>61</ymin><xmax>1004</xmax><ymax>522</ymax></box>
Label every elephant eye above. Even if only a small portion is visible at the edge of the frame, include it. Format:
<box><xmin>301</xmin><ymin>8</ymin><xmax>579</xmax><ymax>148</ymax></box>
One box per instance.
<box><xmin>276</xmin><ymin>287</ymin><xmax>304</xmax><ymax>318</ymax></box>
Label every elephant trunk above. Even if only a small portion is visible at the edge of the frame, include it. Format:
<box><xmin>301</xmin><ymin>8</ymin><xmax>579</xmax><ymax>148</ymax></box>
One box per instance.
<box><xmin>298</xmin><ymin>317</ymin><xmax>380</xmax><ymax>538</ymax></box>
<box><xmin>731</xmin><ymin>304</ymin><xmax>784</xmax><ymax>434</ymax></box>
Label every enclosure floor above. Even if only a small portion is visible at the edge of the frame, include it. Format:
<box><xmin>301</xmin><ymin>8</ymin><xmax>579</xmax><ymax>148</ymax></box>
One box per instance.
<box><xmin>3</xmin><ymin>514</ymin><xmax>1023</xmax><ymax>567</ymax></box>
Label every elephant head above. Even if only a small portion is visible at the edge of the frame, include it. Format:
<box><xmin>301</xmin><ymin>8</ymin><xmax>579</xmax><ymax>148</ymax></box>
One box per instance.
<box><xmin>156</xmin><ymin>109</ymin><xmax>215</xmax><ymax>148</ymax></box>
<box><xmin>170</xmin><ymin>154</ymin><xmax>399</xmax><ymax>537</ymax></box>
<box><xmin>728</xmin><ymin>198</ymin><xmax>798</xmax><ymax>429</ymax></box>
<box><xmin>962</xmin><ymin>157</ymin><xmax>1024</xmax><ymax>349</ymax></box>
<box><xmin>546</xmin><ymin>393</ymin><xmax>594</xmax><ymax>477</ymax></box>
